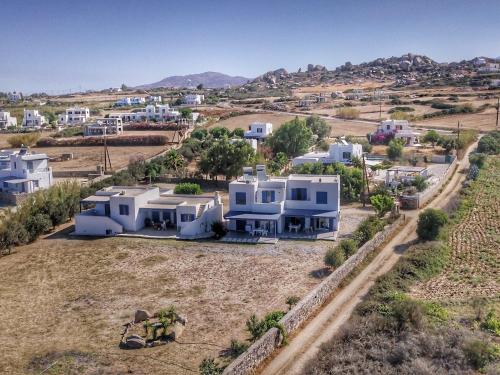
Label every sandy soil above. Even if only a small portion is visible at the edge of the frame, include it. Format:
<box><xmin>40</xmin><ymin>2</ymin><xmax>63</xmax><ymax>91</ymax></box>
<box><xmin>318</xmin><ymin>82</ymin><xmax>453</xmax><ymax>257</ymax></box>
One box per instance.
<box><xmin>208</xmin><ymin>113</ymin><xmax>298</xmax><ymax>132</ymax></box>
<box><xmin>0</xmin><ymin>233</ymin><xmax>329</xmax><ymax>375</ymax></box>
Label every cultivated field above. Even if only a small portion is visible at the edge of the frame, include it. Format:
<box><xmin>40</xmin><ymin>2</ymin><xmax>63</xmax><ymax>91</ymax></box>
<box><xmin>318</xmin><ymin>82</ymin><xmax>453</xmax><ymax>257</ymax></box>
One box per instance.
<box><xmin>0</xmin><ymin>233</ymin><xmax>328</xmax><ymax>374</ymax></box>
<box><xmin>411</xmin><ymin>156</ymin><xmax>500</xmax><ymax>301</ymax></box>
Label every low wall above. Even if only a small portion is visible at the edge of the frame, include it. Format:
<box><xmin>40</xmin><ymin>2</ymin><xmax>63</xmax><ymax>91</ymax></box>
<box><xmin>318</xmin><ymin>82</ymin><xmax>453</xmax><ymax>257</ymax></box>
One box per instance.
<box><xmin>52</xmin><ymin>170</ymin><xmax>108</xmax><ymax>178</ymax></box>
<box><xmin>223</xmin><ymin>216</ymin><xmax>405</xmax><ymax>375</ymax></box>
<box><xmin>0</xmin><ymin>191</ymin><xmax>29</xmax><ymax>205</ymax></box>
<box><xmin>156</xmin><ymin>177</ymin><xmax>230</xmax><ymax>190</ymax></box>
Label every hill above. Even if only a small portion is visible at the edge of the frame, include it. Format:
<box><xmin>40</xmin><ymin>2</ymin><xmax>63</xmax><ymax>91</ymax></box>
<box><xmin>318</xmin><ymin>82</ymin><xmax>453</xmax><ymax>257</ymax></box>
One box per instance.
<box><xmin>136</xmin><ymin>71</ymin><xmax>250</xmax><ymax>89</ymax></box>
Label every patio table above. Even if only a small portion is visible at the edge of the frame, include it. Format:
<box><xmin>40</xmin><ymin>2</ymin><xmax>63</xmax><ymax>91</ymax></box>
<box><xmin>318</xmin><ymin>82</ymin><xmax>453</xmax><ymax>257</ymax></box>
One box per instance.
<box><xmin>288</xmin><ymin>224</ymin><xmax>301</xmax><ymax>233</ymax></box>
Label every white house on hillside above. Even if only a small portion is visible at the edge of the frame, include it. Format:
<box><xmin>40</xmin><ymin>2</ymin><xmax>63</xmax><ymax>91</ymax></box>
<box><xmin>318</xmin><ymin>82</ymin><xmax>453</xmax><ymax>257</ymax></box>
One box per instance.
<box><xmin>0</xmin><ymin>147</ymin><xmax>53</xmax><ymax>194</ymax></box>
<box><xmin>58</xmin><ymin>106</ymin><xmax>90</xmax><ymax>125</ymax></box>
<box><xmin>0</xmin><ymin>111</ymin><xmax>17</xmax><ymax>129</ymax></box>
<box><xmin>7</xmin><ymin>92</ymin><xmax>23</xmax><ymax>102</ymax></box>
<box><xmin>244</xmin><ymin>122</ymin><xmax>273</xmax><ymax>139</ymax></box>
<box><xmin>184</xmin><ymin>94</ymin><xmax>204</xmax><ymax>105</ymax></box>
<box><xmin>147</xmin><ymin>95</ymin><xmax>162</xmax><ymax>103</ymax></box>
<box><xmin>84</xmin><ymin>118</ymin><xmax>123</xmax><ymax>136</ymax></box>
<box><xmin>225</xmin><ymin>165</ymin><xmax>340</xmax><ymax>238</ymax></box>
<box><xmin>292</xmin><ymin>141</ymin><xmax>363</xmax><ymax>166</ymax></box>
<box><xmin>115</xmin><ymin>97</ymin><xmax>146</xmax><ymax>106</ymax></box>
<box><xmin>75</xmin><ymin>186</ymin><xmax>223</xmax><ymax>239</ymax></box>
<box><xmin>22</xmin><ymin>109</ymin><xmax>46</xmax><ymax>128</ymax></box>
<box><xmin>374</xmin><ymin>119</ymin><xmax>420</xmax><ymax>146</ymax></box>
<box><xmin>109</xmin><ymin>104</ymin><xmax>180</xmax><ymax>122</ymax></box>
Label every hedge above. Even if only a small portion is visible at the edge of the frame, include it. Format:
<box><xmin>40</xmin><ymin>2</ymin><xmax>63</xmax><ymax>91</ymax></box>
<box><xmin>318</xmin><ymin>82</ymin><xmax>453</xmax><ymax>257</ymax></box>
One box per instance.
<box><xmin>36</xmin><ymin>134</ymin><xmax>169</xmax><ymax>147</ymax></box>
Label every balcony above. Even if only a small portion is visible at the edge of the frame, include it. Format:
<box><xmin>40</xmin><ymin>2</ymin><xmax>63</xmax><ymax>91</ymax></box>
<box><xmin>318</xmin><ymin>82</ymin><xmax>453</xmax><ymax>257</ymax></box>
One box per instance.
<box><xmin>251</xmin><ymin>200</ymin><xmax>284</xmax><ymax>214</ymax></box>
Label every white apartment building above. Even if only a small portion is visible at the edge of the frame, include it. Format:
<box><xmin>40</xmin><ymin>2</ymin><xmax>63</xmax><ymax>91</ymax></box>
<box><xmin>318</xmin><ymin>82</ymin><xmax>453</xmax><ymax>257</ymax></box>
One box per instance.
<box><xmin>7</xmin><ymin>92</ymin><xmax>22</xmax><ymax>102</ymax></box>
<box><xmin>184</xmin><ymin>94</ymin><xmax>204</xmax><ymax>106</ymax></box>
<box><xmin>292</xmin><ymin>141</ymin><xmax>363</xmax><ymax>166</ymax></box>
<box><xmin>225</xmin><ymin>165</ymin><xmax>340</xmax><ymax>237</ymax></box>
<box><xmin>84</xmin><ymin>118</ymin><xmax>123</xmax><ymax>137</ymax></box>
<box><xmin>58</xmin><ymin>106</ymin><xmax>90</xmax><ymax>125</ymax></box>
<box><xmin>115</xmin><ymin>97</ymin><xmax>146</xmax><ymax>106</ymax></box>
<box><xmin>374</xmin><ymin>119</ymin><xmax>420</xmax><ymax>146</ymax></box>
<box><xmin>0</xmin><ymin>111</ymin><xmax>17</xmax><ymax>129</ymax></box>
<box><xmin>244</xmin><ymin>122</ymin><xmax>273</xmax><ymax>139</ymax></box>
<box><xmin>75</xmin><ymin>186</ymin><xmax>224</xmax><ymax>239</ymax></box>
<box><xmin>0</xmin><ymin>147</ymin><xmax>53</xmax><ymax>195</ymax></box>
<box><xmin>109</xmin><ymin>104</ymin><xmax>180</xmax><ymax>122</ymax></box>
<box><xmin>22</xmin><ymin>109</ymin><xmax>47</xmax><ymax>128</ymax></box>
<box><xmin>147</xmin><ymin>95</ymin><xmax>162</xmax><ymax>103</ymax></box>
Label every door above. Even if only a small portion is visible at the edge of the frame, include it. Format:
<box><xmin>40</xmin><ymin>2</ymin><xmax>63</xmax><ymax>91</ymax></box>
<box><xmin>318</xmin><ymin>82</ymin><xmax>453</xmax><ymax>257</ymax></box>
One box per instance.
<box><xmin>152</xmin><ymin>211</ymin><xmax>160</xmax><ymax>222</ymax></box>
<box><xmin>105</xmin><ymin>204</ymin><xmax>110</xmax><ymax>216</ymax></box>
<box><xmin>236</xmin><ymin>220</ymin><xmax>246</xmax><ymax>231</ymax></box>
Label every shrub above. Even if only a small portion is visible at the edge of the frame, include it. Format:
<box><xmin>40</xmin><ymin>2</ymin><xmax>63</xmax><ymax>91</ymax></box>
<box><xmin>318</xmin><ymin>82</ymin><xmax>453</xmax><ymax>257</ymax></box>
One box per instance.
<box><xmin>174</xmin><ymin>182</ymin><xmax>202</xmax><ymax>195</ymax></box>
<box><xmin>336</xmin><ymin>107</ymin><xmax>360</xmax><ymax>119</ymax></box>
<box><xmin>370</xmin><ymin>194</ymin><xmax>394</xmax><ymax>217</ymax></box>
<box><xmin>286</xmin><ymin>296</ymin><xmax>300</xmax><ymax>310</ymax></box>
<box><xmin>389</xmin><ymin>111</ymin><xmax>416</xmax><ymax>121</ymax></box>
<box><xmin>7</xmin><ymin>133</ymin><xmax>41</xmax><ymax>147</ymax></box>
<box><xmin>124</xmin><ymin>122</ymin><xmax>184</xmax><ymax>131</ymax></box>
<box><xmin>387</xmin><ymin>139</ymin><xmax>405</xmax><ymax>160</ymax></box>
<box><xmin>24</xmin><ymin>213</ymin><xmax>52</xmax><ymax>242</ymax></box>
<box><xmin>352</xmin><ymin>216</ymin><xmax>386</xmax><ymax>246</ymax></box>
<box><xmin>53</xmin><ymin>127</ymin><xmax>84</xmax><ymax>138</ymax></box>
<box><xmin>211</xmin><ymin>221</ymin><xmax>227</xmax><ymax>240</ymax></box>
<box><xmin>246</xmin><ymin>311</ymin><xmax>287</xmax><ymax>343</ymax></box>
<box><xmin>388</xmin><ymin>106</ymin><xmax>415</xmax><ymax>113</ymax></box>
<box><xmin>231</xmin><ymin>128</ymin><xmax>245</xmax><ymax>138</ymax></box>
<box><xmin>229</xmin><ymin>339</ymin><xmax>249</xmax><ymax>357</ymax></box>
<box><xmin>36</xmin><ymin>134</ymin><xmax>169</xmax><ymax>147</ymax></box>
<box><xmin>339</xmin><ymin>239</ymin><xmax>358</xmax><ymax>258</ymax></box>
<box><xmin>412</xmin><ymin>175</ymin><xmax>429</xmax><ymax>192</ymax></box>
<box><xmin>469</xmin><ymin>153</ymin><xmax>487</xmax><ymax>168</ymax></box>
<box><xmin>477</xmin><ymin>131</ymin><xmax>500</xmax><ymax>154</ymax></box>
<box><xmin>463</xmin><ymin>340</ymin><xmax>499</xmax><ymax>370</ymax></box>
<box><xmin>416</xmin><ymin>208</ymin><xmax>448</xmax><ymax>241</ymax></box>
<box><xmin>481</xmin><ymin>310</ymin><xmax>500</xmax><ymax>336</ymax></box>
<box><xmin>199</xmin><ymin>358</ymin><xmax>223</xmax><ymax>375</ymax></box>
<box><xmin>422</xmin><ymin>130</ymin><xmax>441</xmax><ymax>146</ymax></box>
<box><xmin>324</xmin><ymin>246</ymin><xmax>346</xmax><ymax>269</ymax></box>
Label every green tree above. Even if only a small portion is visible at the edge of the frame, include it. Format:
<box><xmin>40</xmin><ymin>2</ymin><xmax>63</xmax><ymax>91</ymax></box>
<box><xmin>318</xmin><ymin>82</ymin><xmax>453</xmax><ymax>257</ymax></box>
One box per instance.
<box><xmin>338</xmin><ymin>239</ymin><xmax>358</xmax><ymax>258</ymax></box>
<box><xmin>231</xmin><ymin>128</ymin><xmax>245</xmax><ymax>138</ymax></box>
<box><xmin>199</xmin><ymin>358</ymin><xmax>223</xmax><ymax>375</ymax></box>
<box><xmin>412</xmin><ymin>175</ymin><xmax>429</xmax><ymax>192</ymax></box>
<box><xmin>43</xmin><ymin>111</ymin><xmax>57</xmax><ymax>125</ymax></box>
<box><xmin>417</xmin><ymin>208</ymin><xmax>448</xmax><ymax>241</ymax></box>
<box><xmin>387</xmin><ymin>138</ymin><xmax>405</xmax><ymax>160</ymax></box>
<box><xmin>209</xmin><ymin>126</ymin><xmax>231</xmax><ymax>139</ymax></box>
<box><xmin>196</xmin><ymin>83</ymin><xmax>204</xmax><ymax>90</ymax></box>
<box><xmin>162</xmin><ymin>149</ymin><xmax>186</xmax><ymax>175</ymax></box>
<box><xmin>370</xmin><ymin>194</ymin><xmax>394</xmax><ymax>217</ymax></box>
<box><xmin>266</xmin><ymin>117</ymin><xmax>313</xmax><ymax>157</ymax></box>
<box><xmin>180</xmin><ymin>108</ymin><xmax>192</xmax><ymax>119</ymax></box>
<box><xmin>174</xmin><ymin>182</ymin><xmax>202</xmax><ymax>195</ymax></box>
<box><xmin>267</xmin><ymin>152</ymin><xmax>289</xmax><ymax>174</ymax></box>
<box><xmin>423</xmin><ymin>130</ymin><xmax>441</xmax><ymax>147</ymax></box>
<box><xmin>477</xmin><ymin>131</ymin><xmax>500</xmax><ymax>154</ymax></box>
<box><xmin>305</xmin><ymin>115</ymin><xmax>331</xmax><ymax>141</ymax></box>
<box><xmin>438</xmin><ymin>136</ymin><xmax>457</xmax><ymax>154</ymax></box>
<box><xmin>191</xmin><ymin>128</ymin><xmax>208</xmax><ymax>140</ymax></box>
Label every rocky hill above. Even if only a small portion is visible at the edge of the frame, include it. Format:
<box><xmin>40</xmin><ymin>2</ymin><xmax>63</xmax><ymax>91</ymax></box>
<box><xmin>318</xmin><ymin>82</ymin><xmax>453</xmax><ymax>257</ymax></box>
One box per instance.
<box><xmin>250</xmin><ymin>53</ymin><xmax>497</xmax><ymax>89</ymax></box>
<box><xmin>136</xmin><ymin>72</ymin><xmax>250</xmax><ymax>89</ymax></box>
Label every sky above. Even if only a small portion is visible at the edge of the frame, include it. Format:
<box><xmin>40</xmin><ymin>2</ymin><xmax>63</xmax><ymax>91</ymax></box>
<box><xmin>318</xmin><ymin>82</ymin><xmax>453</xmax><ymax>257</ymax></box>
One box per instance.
<box><xmin>1</xmin><ymin>0</ymin><xmax>499</xmax><ymax>93</ymax></box>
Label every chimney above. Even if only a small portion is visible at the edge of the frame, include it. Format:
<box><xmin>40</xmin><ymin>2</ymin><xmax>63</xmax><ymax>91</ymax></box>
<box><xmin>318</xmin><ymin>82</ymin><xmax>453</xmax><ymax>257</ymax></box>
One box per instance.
<box><xmin>256</xmin><ymin>164</ymin><xmax>267</xmax><ymax>181</ymax></box>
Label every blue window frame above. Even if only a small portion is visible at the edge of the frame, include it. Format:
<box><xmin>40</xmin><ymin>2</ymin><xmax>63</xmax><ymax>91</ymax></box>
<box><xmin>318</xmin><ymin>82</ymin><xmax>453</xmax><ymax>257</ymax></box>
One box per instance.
<box><xmin>316</xmin><ymin>191</ymin><xmax>328</xmax><ymax>204</ymax></box>
<box><xmin>261</xmin><ymin>190</ymin><xmax>275</xmax><ymax>203</ymax></box>
<box><xmin>291</xmin><ymin>188</ymin><xmax>307</xmax><ymax>201</ymax></box>
<box><xmin>235</xmin><ymin>192</ymin><xmax>246</xmax><ymax>205</ymax></box>
<box><xmin>119</xmin><ymin>204</ymin><xmax>129</xmax><ymax>215</ymax></box>
<box><xmin>181</xmin><ymin>214</ymin><xmax>195</xmax><ymax>222</ymax></box>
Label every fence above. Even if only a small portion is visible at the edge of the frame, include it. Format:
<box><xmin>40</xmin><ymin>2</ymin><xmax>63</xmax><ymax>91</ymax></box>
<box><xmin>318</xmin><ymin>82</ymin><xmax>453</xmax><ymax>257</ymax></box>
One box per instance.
<box><xmin>223</xmin><ymin>216</ymin><xmax>405</xmax><ymax>375</ymax></box>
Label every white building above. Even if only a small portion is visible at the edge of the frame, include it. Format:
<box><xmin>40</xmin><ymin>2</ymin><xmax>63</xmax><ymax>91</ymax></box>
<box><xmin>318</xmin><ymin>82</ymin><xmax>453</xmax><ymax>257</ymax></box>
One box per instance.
<box><xmin>110</xmin><ymin>104</ymin><xmax>180</xmax><ymax>123</ymax></box>
<box><xmin>115</xmin><ymin>97</ymin><xmax>146</xmax><ymax>106</ymax></box>
<box><xmin>230</xmin><ymin>137</ymin><xmax>258</xmax><ymax>151</ymax></box>
<box><xmin>225</xmin><ymin>165</ymin><xmax>340</xmax><ymax>237</ymax></box>
<box><xmin>0</xmin><ymin>147</ymin><xmax>53</xmax><ymax>194</ymax></box>
<box><xmin>75</xmin><ymin>186</ymin><xmax>223</xmax><ymax>239</ymax></box>
<box><xmin>184</xmin><ymin>94</ymin><xmax>204</xmax><ymax>106</ymax></box>
<box><xmin>147</xmin><ymin>95</ymin><xmax>162</xmax><ymax>103</ymax></box>
<box><xmin>7</xmin><ymin>92</ymin><xmax>22</xmax><ymax>102</ymax></box>
<box><xmin>0</xmin><ymin>111</ymin><xmax>17</xmax><ymax>129</ymax></box>
<box><xmin>292</xmin><ymin>141</ymin><xmax>363</xmax><ymax>166</ymax></box>
<box><xmin>58</xmin><ymin>106</ymin><xmax>90</xmax><ymax>125</ymax></box>
<box><xmin>244</xmin><ymin>122</ymin><xmax>273</xmax><ymax>139</ymax></box>
<box><xmin>22</xmin><ymin>109</ymin><xmax>46</xmax><ymax>128</ymax></box>
<box><xmin>479</xmin><ymin>62</ymin><xmax>500</xmax><ymax>73</ymax></box>
<box><xmin>385</xmin><ymin>166</ymin><xmax>429</xmax><ymax>188</ymax></box>
<box><xmin>84</xmin><ymin>118</ymin><xmax>123</xmax><ymax>137</ymax></box>
<box><xmin>374</xmin><ymin>119</ymin><xmax>420</xmax><ymax>146</ymax></box>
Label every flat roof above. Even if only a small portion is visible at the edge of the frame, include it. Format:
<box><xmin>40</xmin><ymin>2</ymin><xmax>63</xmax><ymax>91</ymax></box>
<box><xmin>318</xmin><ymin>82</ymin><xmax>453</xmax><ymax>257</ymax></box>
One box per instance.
<box><xmin>21</xmin><ymin>154</ymin><xmax>49</xmax><ymax>161</ymax></box>
<box><xmin>81</xmin><ymin>195</ymin><xmax>111</xmax><ymax>203</ymax></box>
<box><xmin>387</xmin><ymin>166</ymin><xmax>427</xmax><ymax>172</ymax></box>
<box><xmin>4</xmin><ymin>178</ymin><xmax>35</xmax><ymax>183</ymax></box>
<box><xmin>97</xmin><ymin>186</ymin><xmax>157</xmax><ymax>197</ymax></box>
<box><xmin>288</xmin><ymin>174</ymin><xmax>339</xmax><ymax>183</ymax></box>
<box><xmin>225</xmin><ymin>211</ymin><xmax>282</xmax><ymax>221</ymax></box>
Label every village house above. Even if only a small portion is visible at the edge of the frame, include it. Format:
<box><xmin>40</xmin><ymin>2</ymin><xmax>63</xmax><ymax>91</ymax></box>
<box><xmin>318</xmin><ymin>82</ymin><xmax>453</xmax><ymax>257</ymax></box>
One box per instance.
<box><xmin>373</xmin><ymin>119</ymin><xmax>420</xmax><ymax>146</ymax></box>
<box><xmin>22</xmin><ymin>109</ymin><xmax>46</xmax><ymax>128</ymax></box>
<box><xmin>146</xmin><ymin>95</ymin><xmax>162</xmax><ymax>103</ymax></box>
<box><xmin>292</xmin><ymin>140</ymin><xmax>363</xmax><ymax>166</ymax></box>
<box><xmin>0</xmin><ymin>111</ymin><xmax>17</xmax><ymax>129</ymax></box>
<box><xmin>7</xmin><ymin>91</ymin><xmax>23</xmax><ymax>102</ymax></box>
<box><xmin>225</xmin><ymin>165</ymin><xmax>340</xmax><ymax>238</ymax></box>
<box><xmin>385</xmin><ymin>166</ymin><xmax>429</xmax><ymax>188</ymax></box>
<box><xmin>298</xmin><ymin>97</ymin><xmax>316</xmax><ymax>107</ymax></box>
<box><xmin>115</xmin><ymin>97</ymin><xmax>146</xmax><ymax>106</ymax></box>
<box><xmin>244</xmin><ymin>122</ymin><xmax>273</xmax><ymax>139</ymax></box>
<box><xmin>0</xmin><ymin>147</ymin><xmax>53</xmax><ymax>195</ymax></box>
<box><xmin>58</xmin><ymin>106</ymin><xmax>90</xmax><ymax>125</ymax></box>
<box><xmin>183</xmin><ymin>94</ymin><xmax>204</xmax><ymax>106</ymax></box>
<box><xmin>109</xmin><ymin>104</ymin><xmax>180</xmax><ymax>122</ymax></box>
<box><xmin>479</xmin><ymin>62</ymin><xmax>500</xmax><ymax>73</ymax></box>
<box><xmin>74</xmin><ymin>186</ymin><xmax>223</xmax><ymax>239</ymax></box>
<box><xmin>84</xmin><ymin>118</ymin><xmax>123</xmax><ymax>136</ymax></box>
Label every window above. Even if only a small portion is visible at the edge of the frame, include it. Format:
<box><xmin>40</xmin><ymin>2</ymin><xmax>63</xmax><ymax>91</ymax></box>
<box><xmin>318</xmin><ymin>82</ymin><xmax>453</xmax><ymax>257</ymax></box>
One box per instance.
<box><xmin>235</xmin><ymin>192</ymin><xmax>246</xmax><ymax>205</ymax></box>
<box><xmin>261</xmin><ymin>190</ymin><xmax>275</xmax><ymax>203</ymax></box>
<box><xmin>257</xmin><ymin>127</ymin><xmax>263</xmax><ymax>133</ymax></box>
<box><xmin>386</xmin><ymin>124</ymin><xmax>390</xmax><ymax>130</ymax></box>
<box><xmin>342</xmin><ymin>152</ymin><xmax>351</xmax><ymax>160</ymax></box>
<box><xmin>119</xmin><ymin>204</ymin><xmax>129</xmax><ymax>215</ymax></box>
<box><xmin>181</xmin><ymin>214</ymin><xmax>195</xmax><ymax>222</ymax></box>
<box><xmin>316</xmin><ymin>191</ymin><xmax>328</xmax><ymax>204</ymax></box>
<box><xmin>291</xmin><ymin>188</ymin><xmax>307</xmax><ymax>201</ymax></box>
<box><xmin>27</xmin><ymin>161</ymin><xmax>34</xmax><ymax>172</ymax></box>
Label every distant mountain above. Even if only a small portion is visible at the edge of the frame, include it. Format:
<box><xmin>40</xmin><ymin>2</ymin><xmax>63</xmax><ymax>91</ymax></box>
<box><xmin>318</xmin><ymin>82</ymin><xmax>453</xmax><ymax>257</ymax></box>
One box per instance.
<box><xmin>136</xmin><ymin>72</ymin><xmax>250</xmax><ymax>89</ymax></box>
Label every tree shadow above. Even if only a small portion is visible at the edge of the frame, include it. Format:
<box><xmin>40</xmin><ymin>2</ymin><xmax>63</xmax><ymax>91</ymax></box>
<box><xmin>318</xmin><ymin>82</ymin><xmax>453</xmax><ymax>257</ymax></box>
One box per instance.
<box><xmin>393</xmin><ymin>238</ymin><xmax>419</xmax><ymax>254</ymax></box>
<box><xmin>309</xmin><ymin>267</ymin><xmax>332</xmax><ymax>279</ymax></box>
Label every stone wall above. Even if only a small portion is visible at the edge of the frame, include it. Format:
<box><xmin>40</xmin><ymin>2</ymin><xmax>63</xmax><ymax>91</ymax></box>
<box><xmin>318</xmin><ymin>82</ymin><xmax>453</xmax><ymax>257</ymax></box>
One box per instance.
<box><xmin>418</xmin><ymin>157</ymin><xmax>457</xmax><ymax>207</ymax></box>
<box><xmin>0</xmin><ymin>191</ymin><xmax>29</xmax><ymax>205</ymax></box>
<box><xmin>223</xmin><ymin>216</ymin><xmax>405</xmax><ymax>375</ymax></box>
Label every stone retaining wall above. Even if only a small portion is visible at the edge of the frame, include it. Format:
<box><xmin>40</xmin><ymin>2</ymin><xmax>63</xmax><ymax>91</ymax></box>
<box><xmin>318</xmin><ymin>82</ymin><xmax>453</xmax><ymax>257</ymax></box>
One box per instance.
<box><xmin>223</xmin><ymin>216</ymin><xmax>405</xmax><ymax>375</ymax></box>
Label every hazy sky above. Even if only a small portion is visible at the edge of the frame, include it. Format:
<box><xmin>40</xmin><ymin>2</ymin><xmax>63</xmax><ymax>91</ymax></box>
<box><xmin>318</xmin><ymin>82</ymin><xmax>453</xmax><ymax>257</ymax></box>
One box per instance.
<box><xmin>1</xmin><ymin>0</ymin><xmax>499</xmax><ymax>93</ymax></box>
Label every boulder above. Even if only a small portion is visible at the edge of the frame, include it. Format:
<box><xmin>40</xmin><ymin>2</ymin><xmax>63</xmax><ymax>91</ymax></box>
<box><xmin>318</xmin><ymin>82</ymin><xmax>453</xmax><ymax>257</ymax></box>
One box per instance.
<box><xmin>134</xmin><ymin>309</ymin><xmax>152</xmax><ymax>323</ymax></box>
<box><xmin>176</xmin><ymin>314</ymin><xmax>188</xmax><ymax>325</ymax></box>
<box><xmin>125</xmin><ymin>335</ymin><xmax>146</xmax><ymax>349</ymax></box>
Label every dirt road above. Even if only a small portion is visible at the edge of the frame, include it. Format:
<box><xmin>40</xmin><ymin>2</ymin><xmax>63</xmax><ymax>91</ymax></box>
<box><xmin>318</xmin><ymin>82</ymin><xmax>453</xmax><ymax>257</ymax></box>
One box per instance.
<box><xmin>260</xmin><ymin>144</ymin><xmax>475</xmax><ymax>375</ymax></box>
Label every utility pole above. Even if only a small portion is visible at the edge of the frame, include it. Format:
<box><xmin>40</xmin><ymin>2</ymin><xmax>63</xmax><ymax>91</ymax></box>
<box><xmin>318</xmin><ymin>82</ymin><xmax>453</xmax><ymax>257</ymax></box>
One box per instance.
<box><xmin>361</xmin><ymin>153</ymin><xmax>370</xmax><ymax>207</ymax></box>
<box><xmin>496</xmin><ymin>97</ymin><xmax>499</xmax><ymax>131</ymax></box>
<box><xmin>457</xmin><ymin>120</ymin><xmax>461</xmax><ymax>144</ymax></box>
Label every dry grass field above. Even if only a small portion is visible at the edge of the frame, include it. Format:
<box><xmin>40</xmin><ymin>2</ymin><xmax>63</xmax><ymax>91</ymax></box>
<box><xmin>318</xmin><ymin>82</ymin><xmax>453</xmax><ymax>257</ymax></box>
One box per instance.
<box><xmin>208</xmin><ymin>113</ymin><xmax>298</xmax><ymax>132</ymax></box>
<box><xmin>411</xmin><ymin>156</ymin><xmax>500</xmax><ymax>301</ymax></box>
<box><xmin>0</xmin><ymin>232</ymin><xmax>328</xmax><ymax>374</ymax></box>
